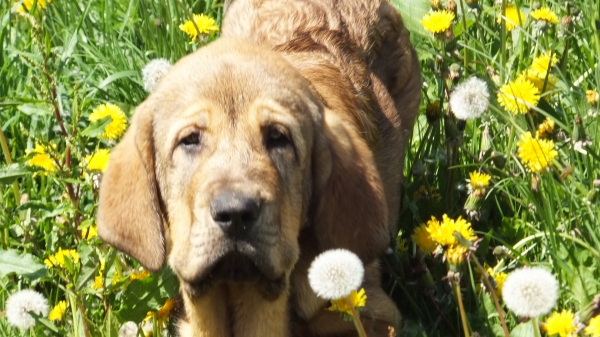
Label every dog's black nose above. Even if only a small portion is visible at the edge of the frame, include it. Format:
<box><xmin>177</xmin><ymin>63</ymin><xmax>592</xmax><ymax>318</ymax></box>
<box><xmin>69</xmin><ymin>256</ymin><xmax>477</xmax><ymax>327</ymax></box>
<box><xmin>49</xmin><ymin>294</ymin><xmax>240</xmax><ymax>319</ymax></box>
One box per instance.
<box><xmin>210</xmin><ymin>192</ymin><xmax>261</xmax><ymax>239</ymax></box>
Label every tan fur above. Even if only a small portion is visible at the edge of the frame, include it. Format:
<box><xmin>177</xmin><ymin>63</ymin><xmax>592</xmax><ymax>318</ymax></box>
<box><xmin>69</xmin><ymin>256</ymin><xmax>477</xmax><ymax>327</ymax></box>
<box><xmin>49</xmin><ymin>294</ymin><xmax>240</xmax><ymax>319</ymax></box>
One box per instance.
<box><xmin>97</xmin><ymin>0</ymin><xmax>420</xmax><ymax>336</ymax></box>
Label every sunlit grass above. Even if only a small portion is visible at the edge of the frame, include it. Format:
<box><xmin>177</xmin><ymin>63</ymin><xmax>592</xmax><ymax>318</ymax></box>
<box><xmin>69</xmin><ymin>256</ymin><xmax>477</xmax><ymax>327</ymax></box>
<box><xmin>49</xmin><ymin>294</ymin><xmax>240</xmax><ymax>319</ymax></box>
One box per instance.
<box><xmin>1</xmin><ymin>0</ymin><xmax>599</xmax><ymax>336</ymax></box>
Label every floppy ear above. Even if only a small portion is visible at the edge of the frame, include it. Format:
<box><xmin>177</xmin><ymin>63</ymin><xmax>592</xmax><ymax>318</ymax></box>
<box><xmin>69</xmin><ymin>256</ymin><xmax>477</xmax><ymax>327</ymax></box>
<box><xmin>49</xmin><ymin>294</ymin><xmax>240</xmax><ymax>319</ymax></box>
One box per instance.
<box><xmin>97</xmin><ymin>103</ymin><xmax>166</xmax><ymax>272</ymax></box>
<box><xmin>311</xmin><ymin>109</ymin><xmax>389</xmax><ymax>263</ymax></box>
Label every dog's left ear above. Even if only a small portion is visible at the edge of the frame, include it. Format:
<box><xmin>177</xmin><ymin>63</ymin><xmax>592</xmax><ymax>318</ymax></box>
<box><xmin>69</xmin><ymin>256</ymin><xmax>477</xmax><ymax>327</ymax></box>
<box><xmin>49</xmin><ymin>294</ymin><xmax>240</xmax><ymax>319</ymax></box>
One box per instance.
<box><xmin>311</xmin><ymin>109</ymin><xmax>389</xmax><ymax>263</ymax></box>
<box><xmin>97</xmin><ymin>102</ymin><xmax>166</xmax><ymax>272</ymax></box>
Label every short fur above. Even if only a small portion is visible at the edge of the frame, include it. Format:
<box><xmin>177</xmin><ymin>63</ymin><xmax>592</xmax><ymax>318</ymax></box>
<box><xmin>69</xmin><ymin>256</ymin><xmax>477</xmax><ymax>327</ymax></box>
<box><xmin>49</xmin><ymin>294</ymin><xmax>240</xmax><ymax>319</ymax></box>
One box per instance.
<box><xmin>97</xmin><ymin>0</ymin><xmax>421</xmax><ymax>336</ymax></box>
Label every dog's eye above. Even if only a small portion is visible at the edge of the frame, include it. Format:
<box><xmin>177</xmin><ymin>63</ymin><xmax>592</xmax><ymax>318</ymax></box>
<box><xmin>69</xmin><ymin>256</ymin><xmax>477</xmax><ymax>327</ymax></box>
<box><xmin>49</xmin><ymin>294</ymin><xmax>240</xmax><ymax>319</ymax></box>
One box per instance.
<box><xmin>180</xmin><ymin>132</ymin><xmax>201</xmax><ymax>148</ymax></box>
<box><xmin>265</xmin><ymin>126</ymin><xmax>291</xmax><ymax>149</ymax></box>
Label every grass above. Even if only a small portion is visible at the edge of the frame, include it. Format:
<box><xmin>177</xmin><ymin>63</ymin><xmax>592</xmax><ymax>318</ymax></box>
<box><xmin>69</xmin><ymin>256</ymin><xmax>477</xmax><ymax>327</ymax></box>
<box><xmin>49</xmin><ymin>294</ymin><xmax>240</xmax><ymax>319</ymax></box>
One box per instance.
<box><xmin>0</xmin><ymin>0</ymin><xmax>599</xmax><ymax>336</ymax></box>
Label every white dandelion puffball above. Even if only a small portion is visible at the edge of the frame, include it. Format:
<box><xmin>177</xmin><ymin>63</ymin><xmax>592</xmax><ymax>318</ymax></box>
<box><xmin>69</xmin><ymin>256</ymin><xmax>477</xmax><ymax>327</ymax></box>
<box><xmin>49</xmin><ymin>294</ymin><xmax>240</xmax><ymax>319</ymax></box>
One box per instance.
<box><xmin>142</xmin><ymin>58</ymin><xmax>172</xmax><ymax>93</ymax></box>
<box><xmin>5</xmin><ymin>289</ymin><xmax>49</xmax><ymax>330</ymax></box>
<box><xmin>118</xmin><ymin>321</ymin><xmax>138</xmax><ymax>337</ymax></box>
<box><xmin>502</xmin><ymin>266</ymin><xmax>559</xmax><ymax>318</ymax></box>
<box><xmin>308</xmin><ymin>249</ymin><xmax>365</xmax><ymax>300</ymax></box>
<box><xmin>449</xmin><ymin>76</ymin><xmax>490</xmax><ymax>120</ymax></box>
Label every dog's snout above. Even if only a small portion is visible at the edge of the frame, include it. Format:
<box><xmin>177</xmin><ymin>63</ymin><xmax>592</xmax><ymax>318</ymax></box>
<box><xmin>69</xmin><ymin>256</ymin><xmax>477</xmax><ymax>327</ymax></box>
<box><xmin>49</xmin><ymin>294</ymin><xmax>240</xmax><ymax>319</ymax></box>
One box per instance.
<box><xmin>210</xmin><ymin>192</ymin><xmax>261</xmax><ymax>238</ymax></box>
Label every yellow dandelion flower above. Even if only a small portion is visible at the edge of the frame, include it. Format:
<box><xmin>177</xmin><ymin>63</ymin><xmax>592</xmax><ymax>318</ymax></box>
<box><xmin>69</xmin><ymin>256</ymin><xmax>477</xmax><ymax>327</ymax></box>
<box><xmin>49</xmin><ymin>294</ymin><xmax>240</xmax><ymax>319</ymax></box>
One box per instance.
<box><xmin>85</xmin><ymin>149</ymin><xmax>110</xmax><ymax>172</ymax></box>
<box><xmin>92</xmin><ymin>259</ymin><xmax>106</xmax><ymax>290</ymax></box>
<box><xmin>517</xmin><ymin>132</ymin><xmax>558</xmax><ymax>172</ymax></box>
<box><xmin>327</xmin><ymin>288</ymin><xmax>367</xmax><ymax>316</ymax></box>
<box><xmin>497</xmin><ymin>6</ymin><xmax>526</xmax><ymax>32</ymax></box>
<box><xmin>584</xmin><ymin>315</ymin><xmax>600</xmax><ymax>337</ymax></box>
<box><xmin>92</xmin><ymin>274</ymin><xmax>104</xmax><ymax>290</ymax></box>
<box><xmin>486</xmin><ymin>268</ymin><xmax>507</xmax><ymax>296</ymax></box>
<box><xmin>17</xmin><ymin>0</ymin><xmax>51</xmax><ymax>13</ymax></box>
<box><xmin>44</xmin><ymin>248</ymin><xmax>80</xmax><ymax>268</ymax></box>
<box><xmin>530</xmin><ymin>7</ymin><xmax>559</xmax><ymax>24</ymax></box>
<box><xmin>587</xmin><ymin>90</ymin><xmax>599</xmax><ymax>105</ymax></box>
<box><xmin>179</xmin><ymin>14</ymin><xmax>220</xmax><ymax>43</ymax></box>
<box><xmin>396</xmin><ymin>237</ymin><xmax>409</xmax><ymax>254</ymax></box>
<box><xmin>130</xmin><ymin>270</ymin><xmax>150</xmax><ymax>281</ymax></box>
<box><xmin>497</xmin><ymin>76</ymin><xmax>540</xmax><ymax>114</ymax></box>
<box><xmin>88</xmin><ymin>103</ymin><xmax>128</xmax><ymax>140</ymax></box>
<box><xmin>26</xmin><ymin>143</ymin><xmax>56</xmax><ymax>171</ymax></box>
<box><xmin>468</xmin><ymin>171</ymin><xmax>491</xmax><ymax>190</ymax></box>
<box><xmin>420</xmin><ymin>10</ymin><xmax>455</xmax><ymax>33</ymax></box>
<box><xmin>444</xmin><ymin>245</ymin><xmax>467</xmax><ymax>265</ymax></box>
<box><xmin>146</xmin><ymin>298</ymin><xmax>175</xmax><ymax>325</ymax></box>
<box><xmin>427</xmin><ymin>214</ymin><xmax>476</xmax><ymax>247</ymax></box>
<box><xmin>48</xmin><ymin>300</ymin><xmax>67</xmax><ymax>322</ymax></box>
<box><xmin>411</xmin><ymin>224</ymin><xmax>437</xmax><ymax>254</ymax></box>
<box><xmin>413</xmin><ymin>185</ymin><xmax>442</xmax><ymax>203</ymax></box>
<box><xmin>522</xmin><ymin>68</ymin><xmax>558</xmax><ymax>92</ymax></box>
<box><xmin>536</xmin><ymin>118</ymin><xmax>555</xmax><ymax>139</ymax></box>
<box><xmin>545</xmin><ymin>310</ymin><xmax>575</xmax><ymax>337</ymax></box>
<box><xmin>81</xmin><ymin>226</ymin><xmax>97</xmax><ymax>239</ymax></box>
<box><xmin>531</xmin><ymin>52</ymin><xmax>558</xmax><ymax>75</ymax></box>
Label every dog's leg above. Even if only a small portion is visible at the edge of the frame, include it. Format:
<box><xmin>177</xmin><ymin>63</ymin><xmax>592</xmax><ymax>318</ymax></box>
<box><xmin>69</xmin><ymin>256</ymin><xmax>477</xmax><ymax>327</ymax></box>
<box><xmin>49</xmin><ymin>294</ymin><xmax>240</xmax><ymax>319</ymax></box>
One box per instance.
<box><xmin>229</xmin><ymin>282</ymin><xmax>290</xmax><ymax>337</ymax></box>
<box><xmin>178</xmin><ymin>285</ymin><xmax>231</xmax><ymax>337</ymax></box>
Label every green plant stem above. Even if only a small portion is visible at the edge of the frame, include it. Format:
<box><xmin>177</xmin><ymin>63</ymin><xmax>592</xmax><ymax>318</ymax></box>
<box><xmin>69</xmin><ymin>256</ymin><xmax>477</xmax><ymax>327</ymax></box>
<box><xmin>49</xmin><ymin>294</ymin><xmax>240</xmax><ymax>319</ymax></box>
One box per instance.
<box><xmin>453</xmin><ymin>281</ymin><xmax>471</xmax><ymax>337</ymax></box>
<box><xmin>0</xmin><ymin>126</ymin><xmax>21</xmax><ymax>203</ymax></box>
<box><xmin>471</xmin><ymin>258</ymin><xmax>510</xmax><ymax>337</ymax></box>
<box><xmin>345</xmin><ymin>297</ymin><xmax>368</xmax><ymax>337</ymax></box>
<box><xmin>532</xmin><ymin>317</ymin><xmax>541</xmax><ymax>337</ymax></box>
<box><xmin>500</xmin><ymin>0</ymin><xmax>507</xmax><ymax>83</ymax></box>
<box><xmin>459</xmin><ymin>0</ymin><xmax>469</xmax><ymax>73</ymax></box>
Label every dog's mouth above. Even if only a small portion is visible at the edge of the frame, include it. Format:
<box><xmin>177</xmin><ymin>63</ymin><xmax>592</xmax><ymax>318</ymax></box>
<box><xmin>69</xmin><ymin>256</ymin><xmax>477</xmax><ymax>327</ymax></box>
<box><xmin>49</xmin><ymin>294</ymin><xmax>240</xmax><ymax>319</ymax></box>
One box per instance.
<box><xmin>208</xmin><ymin>251</ymin><xmax>261</xmax><ymax>282</ymax></box>
<box><xmin>182</xmin><ymin>249</ymin><xmax>287</xmax><ymax>300</ymax></box>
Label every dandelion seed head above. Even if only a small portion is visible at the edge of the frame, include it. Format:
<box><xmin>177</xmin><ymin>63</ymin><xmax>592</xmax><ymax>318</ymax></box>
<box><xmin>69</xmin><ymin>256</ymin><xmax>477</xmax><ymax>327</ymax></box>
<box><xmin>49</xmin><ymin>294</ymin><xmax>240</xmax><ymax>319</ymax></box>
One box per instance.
<box><xmin>142</xmin><ymin>59</ymin><xmax>172</xmax><ymax>93</ymax></box>
<box><xmin>449</xmin><ymin>76</ymin><xmax>490</xmax><ymax>120</ymax></box>
<box><xmin>5</xmin><ymin>289</ymin><xmax>49</xmax><ymax>330</ymax></box>
<box><xmin>308</xmin><ymin>249</ymin><xmax>364</xmax><ymax>300</ymax></box>
<box><xmin>502</xmin><ymin>267</ymin><xmax>558</xmax><ymax>318</ymax></box>
<box><xmin>118</xmin><ymin>321</ymin><xmax>139</xmax><ymax>337</ymax></box>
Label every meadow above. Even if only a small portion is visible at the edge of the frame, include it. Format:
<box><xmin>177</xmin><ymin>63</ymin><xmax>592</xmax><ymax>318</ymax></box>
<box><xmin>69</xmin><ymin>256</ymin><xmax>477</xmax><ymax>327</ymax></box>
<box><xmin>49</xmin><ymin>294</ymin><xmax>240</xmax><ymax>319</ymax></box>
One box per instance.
<box><xmin>0</xmin><ymin>0</ymin><xmax>599</xmax><ymax>336</ymax></box>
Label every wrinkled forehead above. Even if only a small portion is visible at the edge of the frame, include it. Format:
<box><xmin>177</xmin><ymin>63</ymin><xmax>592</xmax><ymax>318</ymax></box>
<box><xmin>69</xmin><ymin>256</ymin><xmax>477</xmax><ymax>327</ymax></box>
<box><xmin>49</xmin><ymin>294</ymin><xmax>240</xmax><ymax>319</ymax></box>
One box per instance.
<box><xmin>150</xmin><ymin>38</ymin><xmax>319</xmax><ymax>121</ymax></box>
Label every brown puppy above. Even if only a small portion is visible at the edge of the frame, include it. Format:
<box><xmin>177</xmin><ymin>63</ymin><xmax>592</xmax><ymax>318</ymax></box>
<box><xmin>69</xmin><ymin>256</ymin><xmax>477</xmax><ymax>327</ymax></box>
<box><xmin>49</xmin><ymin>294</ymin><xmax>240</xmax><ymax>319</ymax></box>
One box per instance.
<box><xmin>97</xmin><ymin>0</ymin><xmax>421</xmax><ymax>336</ymax></box>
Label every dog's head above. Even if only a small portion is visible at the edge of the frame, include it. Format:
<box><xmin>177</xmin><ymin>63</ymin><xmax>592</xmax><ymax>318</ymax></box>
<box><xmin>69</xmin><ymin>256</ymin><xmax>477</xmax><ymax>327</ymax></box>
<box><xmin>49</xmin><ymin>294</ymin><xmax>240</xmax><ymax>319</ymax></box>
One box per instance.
<box><xmin>97</xmin><ymin>38</ymin><xmax>388</xmax><ymax>299</ymax></box>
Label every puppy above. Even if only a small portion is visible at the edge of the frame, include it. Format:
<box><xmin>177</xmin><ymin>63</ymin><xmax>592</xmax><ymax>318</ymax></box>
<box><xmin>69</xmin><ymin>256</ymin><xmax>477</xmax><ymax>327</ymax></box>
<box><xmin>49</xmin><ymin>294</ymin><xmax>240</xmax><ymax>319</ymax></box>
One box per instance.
<box><xmin>97</xmin><ymin>0</ymin><xmax>421</xmax><ymax>336</ymax></box>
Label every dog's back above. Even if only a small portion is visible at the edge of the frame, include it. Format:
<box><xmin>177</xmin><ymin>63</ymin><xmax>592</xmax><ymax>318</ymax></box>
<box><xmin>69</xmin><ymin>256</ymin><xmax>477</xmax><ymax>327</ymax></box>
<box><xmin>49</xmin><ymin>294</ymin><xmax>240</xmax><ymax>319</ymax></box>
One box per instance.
<box><xmin>223</xmin><ymin>0</ymin><xmax>421</xmax><ymax>241</ymax></box>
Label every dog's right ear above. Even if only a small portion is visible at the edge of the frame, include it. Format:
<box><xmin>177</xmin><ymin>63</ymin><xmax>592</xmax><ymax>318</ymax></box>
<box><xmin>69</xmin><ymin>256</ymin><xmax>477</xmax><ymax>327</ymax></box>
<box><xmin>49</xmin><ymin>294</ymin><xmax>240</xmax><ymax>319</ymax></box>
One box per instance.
<box><xmin>97</xmin><ymin>102</ymin><xmax>166</xmax><ymax>272</ymax></box>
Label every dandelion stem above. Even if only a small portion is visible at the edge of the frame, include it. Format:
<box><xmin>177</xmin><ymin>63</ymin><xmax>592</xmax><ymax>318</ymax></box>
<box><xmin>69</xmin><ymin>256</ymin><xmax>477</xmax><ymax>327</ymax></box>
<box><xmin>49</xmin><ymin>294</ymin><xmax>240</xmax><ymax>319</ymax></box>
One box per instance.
<box><xmin>0</xmin><ymin>126</ymin><xmax>21</xmax><ymax>203</ymax></box>
<box><xmin>500</xmin><ymin>0</ymin><xmax>507</xmax><ymax>83</ymax></box>
<box><xmin>345</xmin><ymin>296</ymin><xmax>368</xmax><ymax>337</ymax></box>
<box><xmin>532</xmin><ymin>317</ymin><xmax>542</xmax><ymax>337</ymax></box>
<box><xmin>459</xmin><ymin>0</ymin><xmax>469</xmax><ymax>73</ymax></box>
<box><xmin>471</xmin><ymin>258</ymin><xmax>510</xmax><ymax>337</ymax></box>
<box><xmin>453</xmin><ymin>281</ymin><xmax>470</xmax><ymax>337</ymax></box>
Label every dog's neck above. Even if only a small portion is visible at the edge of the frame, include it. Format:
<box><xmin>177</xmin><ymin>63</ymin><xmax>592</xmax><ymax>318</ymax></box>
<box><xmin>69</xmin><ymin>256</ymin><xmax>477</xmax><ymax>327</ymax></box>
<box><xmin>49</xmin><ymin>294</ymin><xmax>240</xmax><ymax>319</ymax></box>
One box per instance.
<box><xmin>178</xmin><ymin>282</ymin><xmax>290</xmax><ymax>336</ymax></box>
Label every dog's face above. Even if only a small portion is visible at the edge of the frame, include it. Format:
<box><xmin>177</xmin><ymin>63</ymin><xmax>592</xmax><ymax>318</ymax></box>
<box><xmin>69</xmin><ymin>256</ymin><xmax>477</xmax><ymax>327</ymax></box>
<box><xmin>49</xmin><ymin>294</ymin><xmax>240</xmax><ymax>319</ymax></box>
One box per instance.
<box><xmin>98</xmin><ymin>38</ymin><xmax>389</xmax><ymax>299</ymax></box>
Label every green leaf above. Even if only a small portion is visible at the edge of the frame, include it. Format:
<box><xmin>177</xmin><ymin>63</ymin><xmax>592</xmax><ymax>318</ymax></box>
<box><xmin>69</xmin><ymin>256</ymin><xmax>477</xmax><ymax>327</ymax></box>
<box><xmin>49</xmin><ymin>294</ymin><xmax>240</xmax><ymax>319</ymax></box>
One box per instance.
<box><xmin>116</xmin><ymin>266</ymin><xmax>179</xmax><ymax>322</ymax></box>
<box><xmin>389</xmin><ymin>0</ymin><xmax>430</xmax><ymax>38</ymax></box>
<box><xmin>0</xmin><ymin>250</ymin><xmax>47</xmax><ymax>280</ymax></box>
<box><xmin>98</xmin><ymin>70</ymin><xmax>139</xmax><ymax>90</ymax></box>
<box><xmin>81</xmin><ymin>116</ymin><xmax>112</xmax><ymax>137</ymax></box>
<box><xmin>0</xmin><ymin>163</ymin><xmax>31</xmax><ymax>184</ymax></box>
<box><xmin>510</xmin><ymin>321</ymin><xmax>535</xmax><ymax>337</ymax></box>
<box><xmin>16</xmin><ymin>102</ymin><xmax>53</xmax><ymax>116</ymax></box>
<box><xmin>571</xmin><ymin>265</ymin><xmax>597</xmax><ymax>306</ymax></box>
